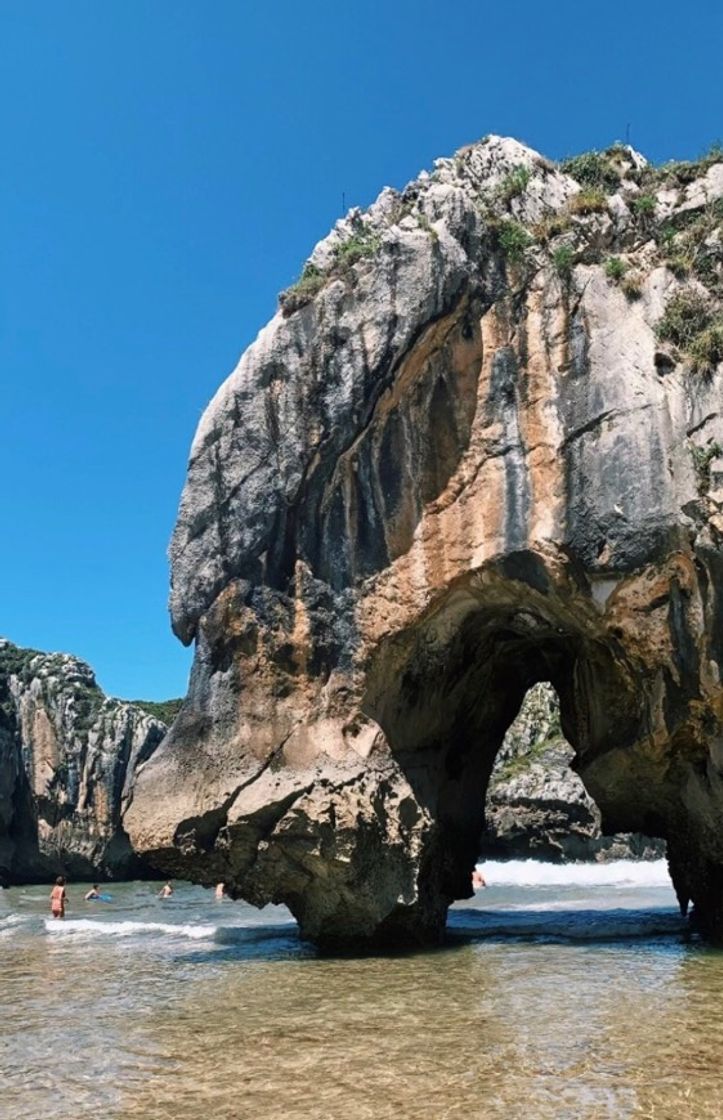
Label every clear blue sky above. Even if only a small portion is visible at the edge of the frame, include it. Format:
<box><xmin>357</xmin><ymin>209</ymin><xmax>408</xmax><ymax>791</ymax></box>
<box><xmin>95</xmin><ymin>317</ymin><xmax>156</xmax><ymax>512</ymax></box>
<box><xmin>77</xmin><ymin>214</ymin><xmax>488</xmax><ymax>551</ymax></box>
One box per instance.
<box><xmin>2</xmin><ymin>1</ymin><xmax>721</xmax><ymax>700</ymax></box>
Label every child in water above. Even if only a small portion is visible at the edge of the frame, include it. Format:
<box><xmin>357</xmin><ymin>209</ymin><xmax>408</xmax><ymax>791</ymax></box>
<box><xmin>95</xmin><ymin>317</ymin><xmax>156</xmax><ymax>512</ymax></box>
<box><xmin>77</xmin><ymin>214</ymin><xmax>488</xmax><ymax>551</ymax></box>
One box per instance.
<box><xmin>49</xmin><ymin>876</ymin><xmax>67</xmax><ymax>919</ymax></box>
<box><xmin>158</xmin><ymin>881</ymin><xmax>174</xmax><ymax>898</ymax></box>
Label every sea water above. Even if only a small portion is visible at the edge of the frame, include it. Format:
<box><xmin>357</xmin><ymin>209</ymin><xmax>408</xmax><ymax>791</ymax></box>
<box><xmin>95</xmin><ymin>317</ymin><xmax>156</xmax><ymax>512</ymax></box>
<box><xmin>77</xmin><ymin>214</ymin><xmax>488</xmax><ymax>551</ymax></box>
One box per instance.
<box><xmin>1</xmin><ymin>862</ymin><xmax>722</xmax><ymax>1120</ymax></box>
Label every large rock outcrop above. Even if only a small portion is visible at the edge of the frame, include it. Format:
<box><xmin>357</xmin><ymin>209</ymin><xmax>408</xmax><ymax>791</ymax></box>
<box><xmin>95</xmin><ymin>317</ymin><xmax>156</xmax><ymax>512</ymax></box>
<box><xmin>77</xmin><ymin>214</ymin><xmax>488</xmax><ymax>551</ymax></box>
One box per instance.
<box><xmin>0</xmin><ymin>639</ymin><xmax>170</xmax><ymax>883</ymax></box>
<box><xmin>125</xmin><ymin>136</ymin><xmax>723</xmax><ymax>945</ymax></box>
<box><xmin>483</xmin><ymin>683</ymin><xmax>665</xmax><ymax>862</ymax></box>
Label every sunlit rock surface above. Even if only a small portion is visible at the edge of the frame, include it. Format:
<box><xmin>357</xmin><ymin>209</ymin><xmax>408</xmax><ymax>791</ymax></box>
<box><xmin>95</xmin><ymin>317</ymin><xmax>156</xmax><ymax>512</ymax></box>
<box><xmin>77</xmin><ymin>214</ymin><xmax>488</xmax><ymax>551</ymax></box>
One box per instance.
<box><xmin>126</xmin><ymin>136</ymin><xmax>723</xmax><ymax>945</ymax></box>
<box><xmin>483</xmin><ymin>683</ymin><xmax>665</xmax><ymax>862</ymax></box>
<box><xmin>0</xmin><ymin>639</ymin><xmax>168</xmax><ymax>883</ymax></box>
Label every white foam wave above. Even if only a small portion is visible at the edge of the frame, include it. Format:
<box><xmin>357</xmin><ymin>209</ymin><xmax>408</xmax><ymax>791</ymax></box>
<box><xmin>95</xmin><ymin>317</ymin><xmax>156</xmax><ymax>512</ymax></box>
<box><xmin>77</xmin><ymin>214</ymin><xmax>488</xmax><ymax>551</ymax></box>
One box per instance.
<box><xmin>44</xmin><ymin>919</ymin><xmax>217</xmax><ymax>940</ymax></box>
<box><xmin>477</xmin><ymin>858</ymin><xmax>671</xmax><ymax>888</ymax></box>
<box><xmin>0</xmin><ymin>913</ymin><xmax>33</xmax><ymax>938</ymax></box>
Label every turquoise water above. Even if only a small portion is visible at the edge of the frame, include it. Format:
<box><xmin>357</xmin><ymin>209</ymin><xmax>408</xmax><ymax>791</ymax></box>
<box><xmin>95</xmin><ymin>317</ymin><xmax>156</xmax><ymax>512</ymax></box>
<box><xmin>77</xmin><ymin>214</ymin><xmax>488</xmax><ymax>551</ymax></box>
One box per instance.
<box><xmin>2</xmin><ymin>861</ymin><xmax>722</xmax><ymax>1120</ymax></box>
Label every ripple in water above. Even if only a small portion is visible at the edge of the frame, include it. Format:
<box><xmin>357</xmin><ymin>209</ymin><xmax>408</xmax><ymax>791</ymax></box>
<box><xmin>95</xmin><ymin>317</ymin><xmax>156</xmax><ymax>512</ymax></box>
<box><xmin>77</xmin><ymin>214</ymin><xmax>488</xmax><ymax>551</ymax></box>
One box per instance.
<box><xmin>1</xmin><ymin>863</ymin><xmax>722</xmax><ymax>1120</ymax></box>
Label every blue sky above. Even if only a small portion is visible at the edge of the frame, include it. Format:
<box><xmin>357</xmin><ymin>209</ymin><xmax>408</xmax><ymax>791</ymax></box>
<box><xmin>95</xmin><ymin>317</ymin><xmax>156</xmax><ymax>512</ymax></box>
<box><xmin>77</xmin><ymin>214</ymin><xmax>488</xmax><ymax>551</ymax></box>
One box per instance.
<box><xmin>2</xmin><ymin>1</ymin><xmax>721</xmax><ymax>699</ymax></box>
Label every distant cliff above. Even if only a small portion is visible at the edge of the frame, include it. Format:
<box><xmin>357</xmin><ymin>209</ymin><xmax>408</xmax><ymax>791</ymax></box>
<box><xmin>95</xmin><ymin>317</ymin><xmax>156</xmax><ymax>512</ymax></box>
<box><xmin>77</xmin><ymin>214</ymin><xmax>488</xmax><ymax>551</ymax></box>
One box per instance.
<box><xmin>0</xmin><ymin>638</ymin><xmax>175</xmax><ymax>884</ymax></box>
<box><xmin>484</xmin><ymin>684</ymin><xmax>664</xmax><ymax>862</ymax></box>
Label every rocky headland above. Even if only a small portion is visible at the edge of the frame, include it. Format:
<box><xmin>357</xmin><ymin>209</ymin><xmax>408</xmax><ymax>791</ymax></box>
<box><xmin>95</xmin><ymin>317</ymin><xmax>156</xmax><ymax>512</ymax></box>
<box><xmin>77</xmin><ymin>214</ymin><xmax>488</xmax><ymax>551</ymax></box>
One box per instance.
<box><xmin>124</xmin><ymin>136</ymin><xmax>723</xmax><ymax>945</ymax></box>
<box><xmin>0</xmin><ymin>638</ymin><xmax>176</xmax><ymax>884</ymax></box>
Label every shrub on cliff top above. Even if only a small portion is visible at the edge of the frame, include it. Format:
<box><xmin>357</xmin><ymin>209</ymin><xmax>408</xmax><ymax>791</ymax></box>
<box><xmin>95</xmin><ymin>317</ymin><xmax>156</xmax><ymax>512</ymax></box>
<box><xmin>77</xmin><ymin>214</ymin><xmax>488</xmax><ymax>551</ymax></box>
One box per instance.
<box><xmin>651</xmin><ymin>142</ymin><xmax>723</xmax><ymax>187</ymax></box>
<box><xmin>279</xmin><ymin>224</ymin><xmax>383</xmax><ymax>316</ymax></box>
<box><xmin>279</xmin><ymin>263</ymin><xmax>326</xmax><ymax>316</ymax></box>
<box><xmin>333</xmin><ymin>226</ymin><xmax>382</xmax><ymax>270</ymax></box>
<box><xmin>560</xmin><ymin>150</ymin><xmax>620</xmax><ymax>193</ymax></box>
<box><xmin>130</xmin><ymin>698</ymin><xmax>184</xmax><ymax>724</ymax></box>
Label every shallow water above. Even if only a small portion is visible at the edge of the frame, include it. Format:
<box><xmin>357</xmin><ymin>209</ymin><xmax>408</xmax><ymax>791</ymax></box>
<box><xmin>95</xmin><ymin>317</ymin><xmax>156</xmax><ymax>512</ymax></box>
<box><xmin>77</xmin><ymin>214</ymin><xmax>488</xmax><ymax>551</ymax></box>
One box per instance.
<box><xmin>2</xmin><ymin>862</ymin><xmax>723</xmax><ymax>1120</ymax></box>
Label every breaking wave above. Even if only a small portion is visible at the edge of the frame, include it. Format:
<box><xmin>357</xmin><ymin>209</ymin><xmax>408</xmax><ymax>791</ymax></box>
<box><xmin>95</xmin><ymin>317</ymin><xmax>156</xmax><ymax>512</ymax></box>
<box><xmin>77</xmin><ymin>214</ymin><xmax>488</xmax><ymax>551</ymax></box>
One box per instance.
<box><xmin>42</xmin><ymin>917</ymin><xmax>298</xmax><ymax>943</ymax></box>
<box><xmin>477</xmin><ymin>858</ymin><xmax>671</xmax><ymax>888</ymax></box>
<box><xmin>44</xmin><ymin>918</ymin><xmax>218</xmax><ymax>940</ymax></box>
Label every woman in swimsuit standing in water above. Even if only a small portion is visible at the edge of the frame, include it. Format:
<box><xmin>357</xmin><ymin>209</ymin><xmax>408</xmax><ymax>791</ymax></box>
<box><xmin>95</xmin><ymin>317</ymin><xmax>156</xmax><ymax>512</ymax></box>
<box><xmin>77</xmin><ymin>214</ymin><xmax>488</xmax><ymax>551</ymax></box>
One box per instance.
<box><xmin>49</xmin><ymin>876</ymin><xmax>67</xmax><ymax>919</ymax></box>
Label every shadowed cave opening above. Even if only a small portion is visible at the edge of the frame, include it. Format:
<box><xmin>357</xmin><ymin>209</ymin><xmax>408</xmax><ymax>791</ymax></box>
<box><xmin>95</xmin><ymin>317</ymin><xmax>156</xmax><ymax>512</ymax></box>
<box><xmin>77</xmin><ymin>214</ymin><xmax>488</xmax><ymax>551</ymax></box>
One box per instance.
<box><xmin>364</xmin><ymin>565</ymin><xmax>673</xmax><ymax>942</ymax></box>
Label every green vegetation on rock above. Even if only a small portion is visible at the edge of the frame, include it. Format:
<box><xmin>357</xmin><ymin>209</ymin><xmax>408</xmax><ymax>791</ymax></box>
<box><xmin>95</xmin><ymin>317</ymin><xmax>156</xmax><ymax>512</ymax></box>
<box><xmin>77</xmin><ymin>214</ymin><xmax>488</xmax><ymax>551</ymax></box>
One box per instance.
<box><xmin>656</xmin><ymin>288</ymin><xmax>723</xmax><ymax>370</ymax></box>
<box><xmin>560</xmin><ymin>150</ymin><xmax>621</xmax><ymax>193</ymax></box>
<box><xmin>332</xmin><ymin>226</ymin><xmax>382</xmax><ymax>269</ymax></box>
<box><xmin>604</xmin><ymin>256</ymin><xmax>627</xmax><ymax>283</ymax></box>
<box><xmin>552</xmin><ymin>243</ymin><xmax>575</xmax><ymax>280</ymax></box>
<box><xmin>278</xmin><ymin>263</ymin><xmax>326</xmax><ymax>315</ymax></box>
<box><xmin>568</xmin><ymin>188</ymin><xmax>608</xmax><ymax>216</ymax></box>
<box><xmin>497</xmin><ymin>219</ymin><xmax>533</xmax><ymax>262</ymax></box>
<box><xmin>631</xmin><ymin>194</ymin><xmax>656</xmax><ymax>218</ymax></box>
<box><xmin>497</xmin><ymin>164</ymin><xmax>531</xmax><ymax>204</ymax></box>
<box><xmin>279</xmin><ymin>223</ymin><xmax>383</xmax><ymax>316</ymax></box>
<box><xmin>129</xmin><ymin>698</ymin><xmax>184</xmax><ymax>725</ymax></box>
<box><xmin>690</xmin><ymin>441</ymin><xmax>723</xmax><ymax>495</ymax></box>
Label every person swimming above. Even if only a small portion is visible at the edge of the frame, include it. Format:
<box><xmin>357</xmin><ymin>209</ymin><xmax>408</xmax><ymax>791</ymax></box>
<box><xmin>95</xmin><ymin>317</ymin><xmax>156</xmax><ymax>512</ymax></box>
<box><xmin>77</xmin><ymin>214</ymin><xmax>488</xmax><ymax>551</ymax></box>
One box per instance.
<box><xmin>84</xmin><ymin>884</ymin><xmax>101</xmax><ymax>900</ymax></box>
<box><xmin>50</xmin><ymin>876</ymin><xmax>67</xmax><ymax>919</ymax></box>
<box><xmin>158</xmin><ymin>881</ymin><xmax>174</xmax><ymax>899</ymax></box>
<box><xmin>215</xmin><ymin>882</ymin><xmax>226</xmax><ymax>900</ymax></box>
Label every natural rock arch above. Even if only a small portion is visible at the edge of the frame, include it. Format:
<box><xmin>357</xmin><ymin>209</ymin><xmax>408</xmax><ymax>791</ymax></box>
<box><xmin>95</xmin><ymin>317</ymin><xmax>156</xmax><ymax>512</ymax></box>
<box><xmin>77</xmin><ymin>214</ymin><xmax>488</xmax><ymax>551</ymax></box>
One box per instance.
<box><xmin>125</xmin><ymin>136</ymin><xmax>723</xmax><ymax>946</ymax></box>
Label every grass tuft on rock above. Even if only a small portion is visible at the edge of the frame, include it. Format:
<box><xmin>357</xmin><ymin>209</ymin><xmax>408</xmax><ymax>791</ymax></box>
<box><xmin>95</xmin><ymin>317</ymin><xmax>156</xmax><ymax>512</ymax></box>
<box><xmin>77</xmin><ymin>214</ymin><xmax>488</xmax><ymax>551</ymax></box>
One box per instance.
<box><xmin>631</xmin><ymin>194</ymin><xmax>656</xmax><ymax>221</ymax></box>
<box><xmin>497</xmin><ymin>164</ymin><xmax>531</xmax><ymax>204</ymax></box>
<box><xmin>332</xmin><ymin>226</ymin><xmax>382</xmax><ymax>270</ymax></box>
<box><xmin>656</xmin><ymin>288</ymin><xmax>723</xmax><ymax>370</ymax></box>
<box><xmin>568</xmin><ymin>188</ymin><xmax>608</xmax><ymax>216</ymax></box>
<box><xmin>497</xmin><ymin>219</ymin><xmax>533</xmax><ymax>262</ymax></box>
<box><xmin>688</xmin><ymin>325</ymin><xmax>723</xmax><ymax>371</ymax></box>
<box><xmin>531</xmin><ymin>213</ymin><xmax>571</xmax><ymax>244</ymax></box>
<box><xmin>279</xmin><ymin>263</ymin><xmax>326</xmax><ymax>316</ymax></box>
<box><xmin>279</xmin><ymin>224</ymin><xmax>383</xmax><ymax>317</ymax></box>
<box><xmin>605</xmin><ymin>256</ymin><xmax>627</xmax><ymax>283</ymax></box>
<box><xmin>552</xmin><ymin>244</ymin><xmax>575</xmax><ymax>280</ymax></box>
<box><xmin>621</xmin><ymin>272</ymin><xmax>644</xmax><ymax>300</ymax></box>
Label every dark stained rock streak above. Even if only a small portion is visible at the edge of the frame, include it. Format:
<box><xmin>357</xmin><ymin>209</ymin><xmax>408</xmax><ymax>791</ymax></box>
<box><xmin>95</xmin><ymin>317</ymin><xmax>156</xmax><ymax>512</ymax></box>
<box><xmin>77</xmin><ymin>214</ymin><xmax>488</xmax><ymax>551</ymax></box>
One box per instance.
<box><xmin>125</xmin><ymin>137</ymin><xmax>723</xmax><ymax>945</ymax></box>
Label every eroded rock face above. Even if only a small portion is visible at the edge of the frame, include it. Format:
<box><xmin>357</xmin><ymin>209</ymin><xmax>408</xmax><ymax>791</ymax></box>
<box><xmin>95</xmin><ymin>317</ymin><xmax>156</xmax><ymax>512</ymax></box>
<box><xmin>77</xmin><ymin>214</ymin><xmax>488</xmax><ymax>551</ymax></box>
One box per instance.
<box><xmin>0</xmin><ymin>639</ymin><xmax>167</xmax><ymax>883</ymax></box>
<box><xmin>125</xmin><ymin>136</ymin><xmax>723</xmax><ymax>945</ymax></box>
<box><xmin>483</xmin><ymin>683</ymin><xmax>665</xmax><ymax>862</ymax></box>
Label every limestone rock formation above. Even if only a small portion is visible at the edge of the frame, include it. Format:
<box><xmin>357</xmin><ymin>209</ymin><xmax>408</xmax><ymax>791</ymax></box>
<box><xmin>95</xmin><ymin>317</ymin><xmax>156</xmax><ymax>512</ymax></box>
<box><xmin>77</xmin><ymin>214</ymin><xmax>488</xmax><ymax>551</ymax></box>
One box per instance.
<box><xmin>483</xmin><ymin>683</ymin><xmax>665</xmax><ymax>862</ymax></box>
<box><xmin>125</xmin><ymin>136</ymin><xmax>723</xmax><ymax>945</ymax></box>
<box><xmin>0</xmin><ymin>639</ymin><xmax>169</xmax><ymax>883</ymax></box>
